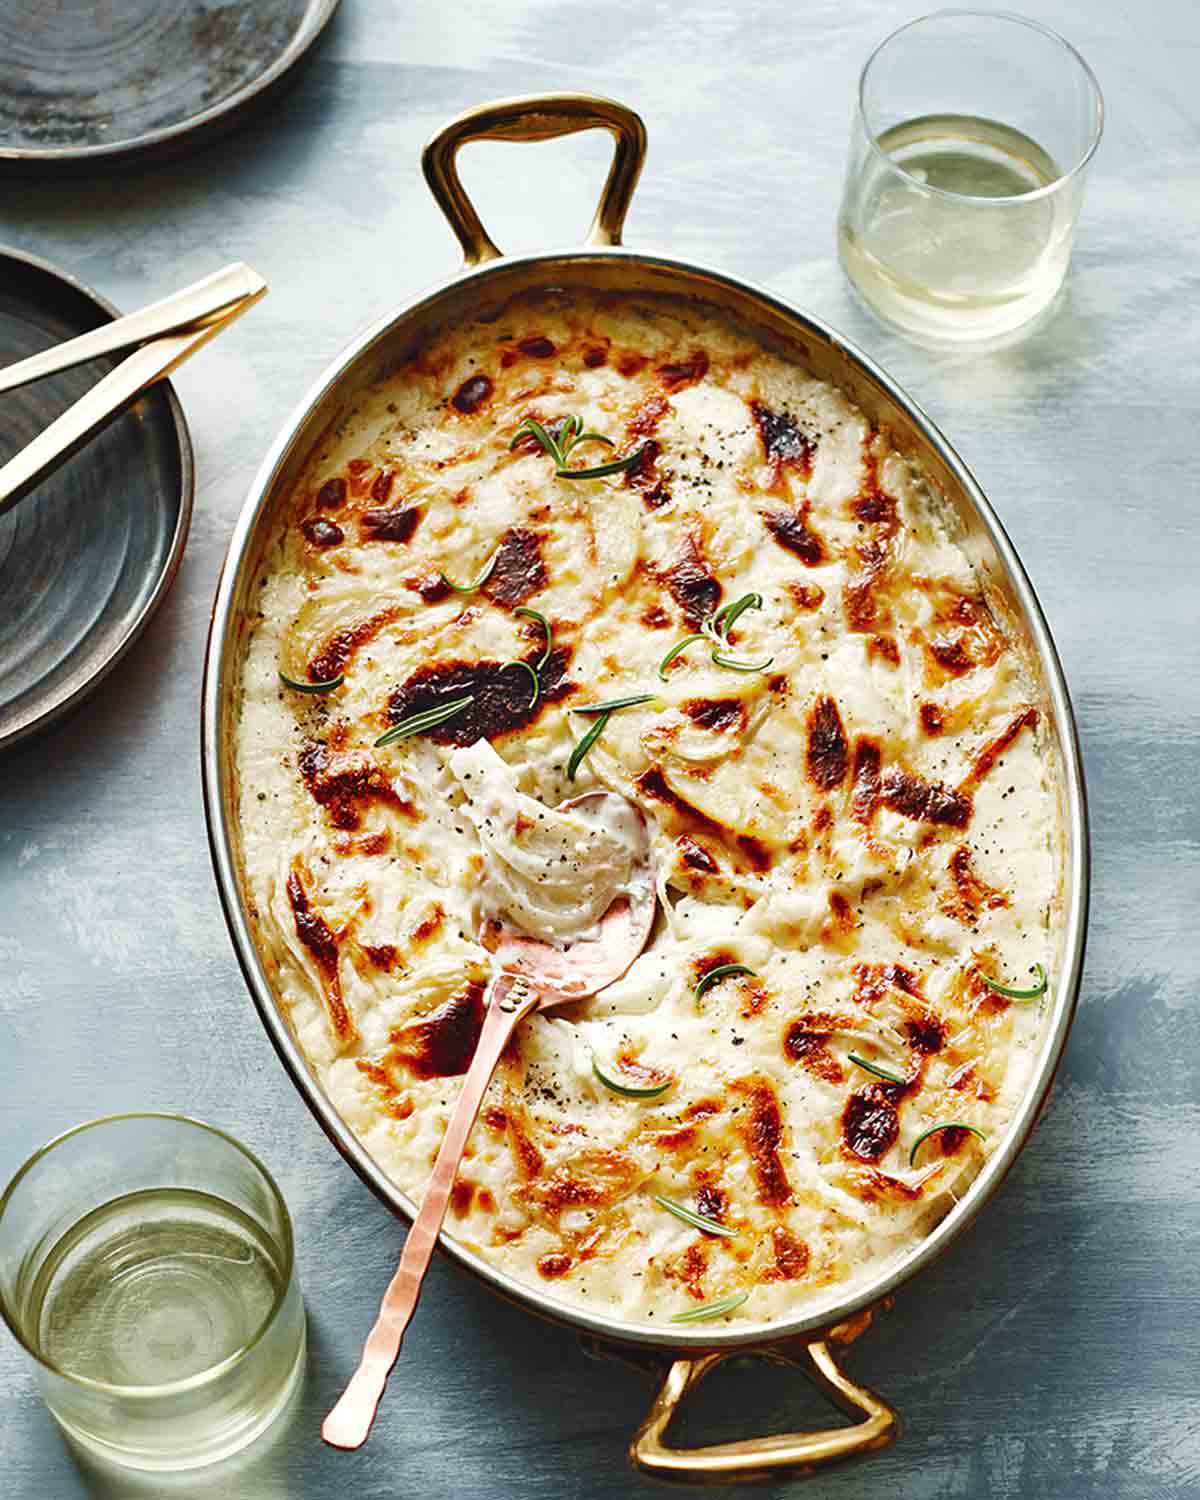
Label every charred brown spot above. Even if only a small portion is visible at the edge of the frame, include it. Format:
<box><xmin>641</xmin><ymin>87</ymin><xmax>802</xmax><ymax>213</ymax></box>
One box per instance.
<box><xmin>961</xmin><ymin>706</ymin><xmax>1038</xmax><ymax>794</ymax></box>
<box><xmin>362</xmin><ymin>942</ymin><xmax>398</xmax><ymax>971</ymax></box>
<box><xmin>385</xmin><ymin>645</ymin><xmax>573</xmax><ymax>746</ymax></box>
<box><xmin>388</xmin><ymin>981</ymin><xmax>485</xmax><ymax>1079</ymax></box>
<box><xmin>943</xmin><ymin>844</ymin><xmax>1009</xmax><ymax>924</ymax></box>
<box><xmin>657</xmin><ymin>350</ymin><xmax>709</xmax><ymax>391</ymax></box>
<box><xmin>662</xmin><ymin>539</ymin><xmax>721</xmax><ymax>628</ymax></box>
<box><xmin>695</xmin><ymin>1183</ymin><xmax>726</xmax><ymax>1222</ymax></box>
<box><xmin>639</xmin><ymin>768</ymin><xmax>769</xmax><ymax>873</ymax></box>
<box><xmin>677</xmin><ymin>835</ymin><xmax>719</xmax><ymax>875</ymax></box>
<box><xmin>616</xmin><ymin>351</ymin><xmax>649</xmax><ymax>378</ymax></box>
<box><xmin>623</xmin><ymin>438</ymin><xmax>670</xmax><ymax>509</ymax></box>
<box><xmin>317</xmin><ymin>477</ymin><xmax>347</xmax><ymax>508</ymax></box>
<box><xmin>641</xmin><ymin>604</ymin><xmax>671</xmax><ymax>629</ymax></box>
<box><xmin>733</xmin><ymin>1075</ymin><xmax>792</xmax><ymax>1206</ymax></box>
<box><xmin>629</xmin><ymin>394</ymin><xmax>671</xmax><ymax>436</ymax></box>
<box><xmin>867</xmin><ymin>634</ymin><xmax>901</xmax><ymax>667</ymax></box>
<box><xmin>919</xmin><ymin>702</ymin><xmax>945</xmax><ymax>736</ymax></box>
<box><xmin>410</xmin><ymin>904</ymin><xmax>446</xmax><ymax>943</ymax></box>
<box><xmin>450</xmin><ymin>1180</ymin><xmax>474</xmax><ymax>1217</ymax></box>
<box><xmin>370</xmin><ymin>468</ymin><xmax>396</xmax><ymax>503</ymax></box>
<box><xmin>905</xmin><ymin>1015</ymin><xmax>946</xmax><ymax>1054</ymax></box>
<box><xmin>451</xmin><ymin>373</ymin><xmax>493</xmax><ymax>413</ymax></box>
<box><xmin>853</xmin><ymin>490</ymin><xmax>896</xmax><ymax>526</ymax></box>
<box><xmin>308</xmin><ymin>605</ymin><xmax>403</xmax><ymax>683</ymax></box>
<box><xmin>881</xmin><ymin>768</ymin><xmax>972</xmax><ymax>829</ymax></box>
<box><xmin>762</xmin><ymin>505</ymin><xmax>824</xmax><ymax>565</ymax></box>
<box><xmin>537</xmin><ymin>1252</ymin><xmax>573</xmax><ymax>1279</ymax></box>
<box><xmin>301</xmin><ymin>516</ymin><xmax>344</xmax><ymax>547</ymax></box>
<box><xmin>298</xmin><ymin>741</ymin><xmax>412</xmax><ymax>831</ymax></box>
<box><xmin>851</xmin><ymin>737</ymin><xmax>882</xmax><ymax>824</ymax></box>
<box><xmin>783</xmin><ymin>1016</ymin><xmax>845</xmax><ymax>1085</ymax></box>
<box><xmin>582</xmin><ymin>345</ymin><xmax>608</xmax><ymax>368</ymax></box>
<box><xmin>751</xmin><ymin>400</ymin><xmax>815</xmax><ymax>477</ymax></box>
<box><xmin>929</xmin><ymin>636</ymin><xmax>976</xmax><ymax>677</ymax></box>
<box><xmin>481</xmin><ymin>1106</ymin><xmax>507</xmax><ymax>1134</ymax></box>
<box><xmin>828</xmin><ymin>890</ymin><xmax>855</xmax><ymax>933</ymax></box>
<box><xmin>844</xmin><ymin>541</ymin><xmax>890</xmax><ymax>633</ymax></box>
<box><xmin>515</xmin><ymin>1148</ymin><xmax>639</xmax><ymax>1216</ymax></box>
<box><xmin>354</xmin><ymin>1060</ymin><xmax>413</xmax><ymax>1120</ymax></box>
<box><xmin>767</xmin><ymin>1227</ymin><xmax>810</xmax><ymax>1281</ymax></box>
<box><xmin>806</xmin><ymin>695</ymin><xmax>848</xmax><ymax>789</ymax></box>
<box><xmin>854</xmin><ymin>962</ymin><xmax>925</xmax><ymax>1005</ymax></box>
<box><xmin>842</xmin><ymin>1085</ymin><xmax>900</xmax><ymax>1161</ymax></box>
<box><xmin>519</xmin><ymin>335</ymin><xmax>555</xmax><ymax>358</ymax></box>
<box><xmin>286</xmin><ymin>870</ymin><xmax>354</xmax><ymax>1043</ymax></box>
<box><xmin>787</xmin><ymin>581</ymin><xmax>825</xmax><ymax>611</ymax></box>
<box><xmin>482</xmin><ymin>527</ymin><xmax>546</xmax><ymax>609</ymax></box>
<box><xmin>361</xmin><ymin>505</ymin><xmax>421</xmax><ymax>544</ymax></box>
<box><xmin>685</xmin><ymin>697</ymin><xmax>746</xmax><ymax>733</ymax></box>
<box><xmin>411</xmin><ymin>573</ymin><xmax>452</xmax><ymax>603</ymax></box>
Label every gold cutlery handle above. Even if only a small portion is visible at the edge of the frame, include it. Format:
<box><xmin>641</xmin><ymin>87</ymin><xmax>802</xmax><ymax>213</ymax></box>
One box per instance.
<box><xmin>0</xmin><ymin>276</ymin><xmax>266</xmax><ymax>516</ymax></box>
<box><xmin>0</xmin><ymin>262</ymin><xmax>265</xmax><ymax>395</ymax></box>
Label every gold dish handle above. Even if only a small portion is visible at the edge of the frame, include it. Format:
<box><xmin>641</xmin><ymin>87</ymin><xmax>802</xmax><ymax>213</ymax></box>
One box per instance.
<box><xmin>630</xmin><ymin>1327</ymin><xmax>898</xmax><ymax>1483</ymax></box>
<box><xmin>421</xmin><ymin>93</ymin><xmax>647</xmax><ymax>266</ymax></box>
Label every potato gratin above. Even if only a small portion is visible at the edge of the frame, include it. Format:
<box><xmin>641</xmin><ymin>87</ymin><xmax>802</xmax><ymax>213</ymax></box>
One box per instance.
<box><xmin>235</xmin><ymin>291</ymin><xmax>1058</xmax><ymax>1328</ymax></box>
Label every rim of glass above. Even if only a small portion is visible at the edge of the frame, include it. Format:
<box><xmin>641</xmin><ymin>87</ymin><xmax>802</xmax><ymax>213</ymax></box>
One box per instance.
<box><xmin>0</xmin><ymin>1112</ymin><xmax>296</xmax><ymax>1398</ymax></box>
<box><xmin>857</xmin><ymin>8</ymin><xmax>1105</xmax><ymax>206</ymax></box>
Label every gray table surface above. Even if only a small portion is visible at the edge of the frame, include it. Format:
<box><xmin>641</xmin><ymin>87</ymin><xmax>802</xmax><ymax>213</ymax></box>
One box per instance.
<box><xmin>2</xmin><ymin>2</ymin><xmax>1198</xmax><ymax>1495</ymax></box>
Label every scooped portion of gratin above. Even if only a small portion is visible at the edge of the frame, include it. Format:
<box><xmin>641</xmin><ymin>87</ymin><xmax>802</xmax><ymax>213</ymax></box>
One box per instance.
<box><xmin>235</xmin><ymin>291</ymin><xmax>1058</xmax><ymax>1329</ymax></box>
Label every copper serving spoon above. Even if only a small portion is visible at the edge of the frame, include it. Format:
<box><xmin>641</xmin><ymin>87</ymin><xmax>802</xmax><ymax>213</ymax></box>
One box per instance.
<box><xmin>322</xmin><ymin>791</ymin><xmax>656</xmax><ymax>1450</ymax></box>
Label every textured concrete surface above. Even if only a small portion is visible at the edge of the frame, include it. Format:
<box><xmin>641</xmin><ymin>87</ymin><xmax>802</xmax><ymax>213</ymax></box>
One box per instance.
<box><xmin>1</xmin><ymin>1</ymin><xmax>1197</xmax><ymax>1495</ymax></box>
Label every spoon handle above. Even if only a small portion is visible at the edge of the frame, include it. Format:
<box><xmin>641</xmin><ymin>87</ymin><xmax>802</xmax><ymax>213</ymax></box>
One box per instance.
<box><xmin>322</xmin><ymin>973</ymin><xmax>540</xmax><ymax>1450</ymax></box>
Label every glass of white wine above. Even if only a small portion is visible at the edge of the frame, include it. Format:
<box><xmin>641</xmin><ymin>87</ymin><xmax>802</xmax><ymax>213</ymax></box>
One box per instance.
<box><xmin>838</xmin><ymin>10</ymin><xmax>1104</xmax><ymax>347</ymax></box>
<box><xmin>0</xmin><ymin>1114</ymin><xmax>305</xmax><ymax>1471</ymax></box>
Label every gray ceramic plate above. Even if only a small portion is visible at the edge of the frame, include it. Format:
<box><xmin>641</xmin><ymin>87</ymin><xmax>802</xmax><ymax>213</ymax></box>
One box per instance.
<box><xmin>0</xmin><ymin>248</ymin><xmax>193</xmax><ymax>749</ymax></box>
<box><xmin>0</xmin><ymin>0</ymin><xmax>339</xmax><ymax>165</ymax></box>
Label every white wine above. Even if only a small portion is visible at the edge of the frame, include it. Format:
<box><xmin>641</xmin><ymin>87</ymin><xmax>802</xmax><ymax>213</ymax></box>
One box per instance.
<box><xmin>839</xmin><ymin>114</ymin><xmax>1075</xmax><ymax>345</ymax></box>
<box><xmin>32</xmin><ymin>1188</ymin><xmax>283</xmax><ymax>1386</ymax></box>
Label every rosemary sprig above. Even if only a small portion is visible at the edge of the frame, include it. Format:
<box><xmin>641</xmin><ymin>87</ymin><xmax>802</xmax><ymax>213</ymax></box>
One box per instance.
<box><xmin>566</xmin><ymin>713</ymin><xmax>611</xmax><ymax>782</ymax></box>
<box><xmin>653</xmin><ymin>1194</ymin><xmax>735</xmax><ymax>1239</ymax></box>
<box><xmin>659</xmin><ymin>592</ymin><xmax>774</xmax><ymax>678</ymax></box>
<box><xmin>592</xmin><ymin>1055</ymin><xmax>672</xmax><ymax>1099</ymax></box>
<box><xmin>848</xmin><ymin>1052</ymin><xmax>907</xmax><ymax>1087</ymax></box>
<box><xmin>570</xmin><ymin>693</ymin><xmax>657</xmax><ymax>715</ymax></box>
<box><xmin>909</xmin><ymin>1122</ymin><xmax>987</xmax><ymax>1168</ymax></box>
<box><xmin>510</xmin><ymin>412</ymin><xmax>646</xmax><ymax>479</ymax></box>
<box><xmin>374</xmin><ymin>695</ymin><xmax>473</xmax><ymax>748</ymax></box>
<box><xmin>515</xmin><ymin>606</ymin><xmax>553</xmax><ymax>671</ymax></box>
<box><xmin>500</xmin><ymin>658</ymin><xmax>539</xmax><ymax>708</ymax></box>
<box><xmin>693</xmin><ymin>963</ymin><xmax>757</xmax><ymax>1002</ymax></box>
<box><xmin>657</xmin><ymin>634</ymin><xmax>705</xmax><ymax>680</ymax></box>
<box><xmin>669</xmin><ymin>1291</ymin><xmax>749</xmax><ymax>1324</ymax></box>
<box><xmin>982</xmin><ymin>963</ymin><xmax>1048</xmax><ymax>1001</ymax></box>
<box><xmin>278</xmin><ymin>670</ymin><xmax>344</xmax><ymax>694</ymax></box>
<box><xmin>557</xmin><ymin>450</ymin><xmax>649</xmax><ymax>480</ymax></box>
<box><xmin>566</xmin><ymin>694</ymin><xmax>654</xmax><ymax>780</ymax></box>
<box><xmin>440</xmin><ymin>551</ymin><xmax>498</xmax><ymax>593</ymax></box>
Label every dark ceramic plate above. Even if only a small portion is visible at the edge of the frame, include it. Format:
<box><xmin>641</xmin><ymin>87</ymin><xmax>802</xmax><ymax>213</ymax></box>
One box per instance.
<box><xmin>0</xmin><ymin>0</ymin><xmax>339</xmax><ymax>165</ymax></box>
<box><xmin>0</xmin><ymin>248</ymin><xmax>193</xmax><ymax>749</ymax></box>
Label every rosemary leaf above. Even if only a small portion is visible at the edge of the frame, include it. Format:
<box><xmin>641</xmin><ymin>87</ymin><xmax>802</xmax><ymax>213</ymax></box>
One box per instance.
<box><xmin>278</xmin><ymin>670</ymin><xmax>344</xmax><ymax>694</ymax></box>
<box><xmin>908</xmin><ymin>1122</ymin><xmax>987</xmax><ymax>1168</ymax></box>
<box><xmin>374</xmin><ymin>694</ymin><xmax>473</xmax><ymax>748</ymax></box>
<box><xmin>693</xmin><ymin>963</ymin><xmax>757</xmax><ymax>1002</ymax></box>
<box><xmin>653</xmin><ymin>1194</ymin><xmax>735</xmax><ymax>1239</ymax></box>
<box><xmin>669</xmin><ymin>1291</ymin><xmax>749</xmax><ymax>1324</ymax></box>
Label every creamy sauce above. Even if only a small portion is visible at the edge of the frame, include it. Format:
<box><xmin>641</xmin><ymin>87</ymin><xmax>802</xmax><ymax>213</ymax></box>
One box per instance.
<box><xmin>234</xmin><ymin>291</ymin><xmax>1060</xmax><ymax>1329</ymax></box>
<box><xmin>448</xmin><ymin>739</ymin><xmax>643</xmax><ymax>945</ymax></box>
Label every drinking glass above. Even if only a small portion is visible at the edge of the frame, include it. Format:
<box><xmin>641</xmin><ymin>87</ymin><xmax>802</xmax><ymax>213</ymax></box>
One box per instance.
<box><xmin>838</xmin><ymin>10</ymin><xmax>1104</xmax><ymax>346</ymax></box>
<box><xmin>0</xmin><ymin>1114</ymin><xmax>305</xmax><ymax>1471</ymax></box>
